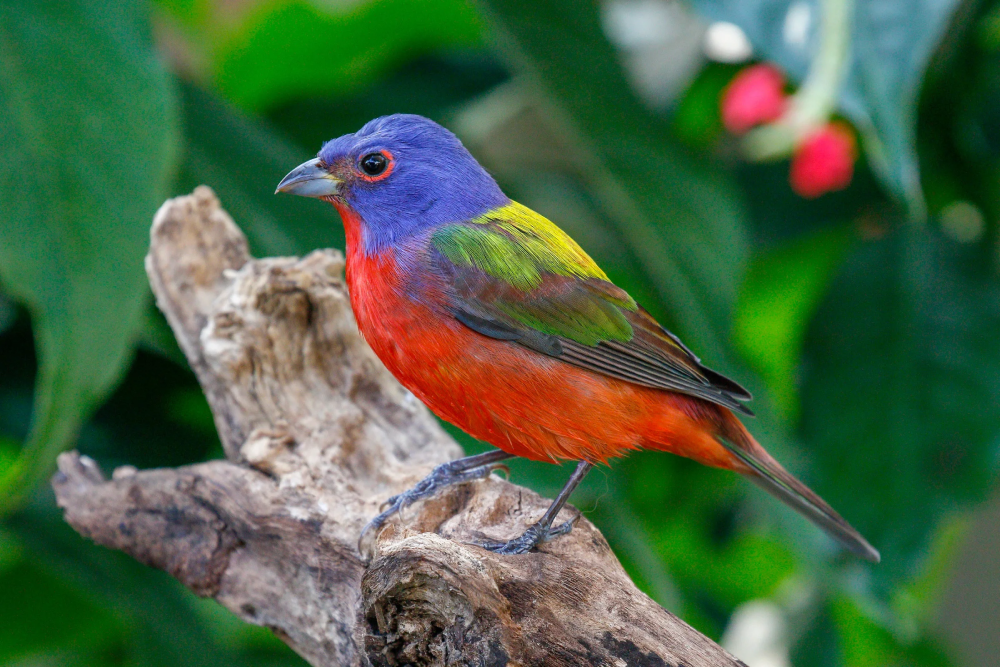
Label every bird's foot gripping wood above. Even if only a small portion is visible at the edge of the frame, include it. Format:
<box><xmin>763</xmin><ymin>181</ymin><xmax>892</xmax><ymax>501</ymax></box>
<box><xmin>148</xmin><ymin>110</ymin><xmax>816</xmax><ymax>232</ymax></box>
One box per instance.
<box><xmin>475</xmin><ymin>459</ymin><xmax>593</xmax><ymax>555</ymax></box>
<box><xmin>359</xmin><ymin>449</ymin><xmax>512</xmax><ymax>555</ymax></box>
<box><xmin>476</xmin><ymin>517</ymin><xmax>578</xmax><ymax>555</ymax></box>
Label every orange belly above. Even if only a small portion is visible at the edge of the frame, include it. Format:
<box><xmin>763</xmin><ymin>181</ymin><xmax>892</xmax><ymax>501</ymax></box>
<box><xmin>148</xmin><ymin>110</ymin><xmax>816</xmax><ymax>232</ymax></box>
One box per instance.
<box><xmin>344</xmin><ymin>234</ymin><xmax>743</xmax><ymax>468</ymax></box>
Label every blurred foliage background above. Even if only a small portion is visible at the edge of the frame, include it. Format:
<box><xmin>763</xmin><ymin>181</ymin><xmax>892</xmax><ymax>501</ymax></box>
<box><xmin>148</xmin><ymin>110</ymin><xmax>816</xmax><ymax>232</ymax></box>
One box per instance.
<box><xmin>2</xmin><ymin>0</ymin><xmax>1000</xmax><ymax>665</ymax></box>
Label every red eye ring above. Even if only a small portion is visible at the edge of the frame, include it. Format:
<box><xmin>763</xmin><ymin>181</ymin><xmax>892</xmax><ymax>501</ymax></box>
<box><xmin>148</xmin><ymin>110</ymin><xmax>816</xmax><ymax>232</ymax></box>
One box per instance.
<box><xmin>357</xmin><ymin>150</ymin><xmax>394</xmax><ymax>182</ymax></box>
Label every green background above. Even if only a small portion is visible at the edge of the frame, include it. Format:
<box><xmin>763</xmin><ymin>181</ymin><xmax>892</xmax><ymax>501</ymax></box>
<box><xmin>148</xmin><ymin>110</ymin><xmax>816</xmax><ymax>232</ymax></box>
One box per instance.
<box><xmin>2</xmin><ymin>0</ymin><xmax>1000</xmax><ymax>665</ymax></box>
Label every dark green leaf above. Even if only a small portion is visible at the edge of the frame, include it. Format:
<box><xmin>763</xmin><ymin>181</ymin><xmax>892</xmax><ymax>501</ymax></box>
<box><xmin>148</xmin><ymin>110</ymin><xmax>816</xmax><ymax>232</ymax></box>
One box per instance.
<box><xmin>0</xmin><ymin>292</ymin><xmax>16</xmax><ymax>337</ymax></box>
<box><xmin>831</xmin><ymin>595</ymin><xmax>957</xmax><ymax>667</ymax></box>
<box><xmin>268</xmin><ymin>54</ymin><xmax>508</xmax><ymax>154</ymax></box>
<box><xmin>732</xmin><ymin>224</ymin><xmax>854</xmax><ymax>418</ymax></box>
<box><xmin>801</xmin><ymin>227</ymin><xmax>1000</xmax><ymax>586</ymax></box>
<box><xmin>175</xmin><ymin>83</ymin><xmax>341</xmax><ymax>256</ymax></box>
<box><xmin>0</xmin><ymin>557</ymin><xmax>121</xmax><ymax>663</ymax></box>
<box><xmin>0</xmin><ymin>0</ymin><xmax>180</xmax><ymax>509</ymax></box>
<box><xmin>689</xmin><ymin>0</ymin><xmax>962</xmax><ymax>216</ymax></box>
<box><xmin>158</xmin><ymin>0</ymin><xmax>486</xmax><ymax>110</ymax></box>
<box><xmin>9</xmin><ymin>495</ymin><xmax>236</xmax><ymax>667</ymax></box>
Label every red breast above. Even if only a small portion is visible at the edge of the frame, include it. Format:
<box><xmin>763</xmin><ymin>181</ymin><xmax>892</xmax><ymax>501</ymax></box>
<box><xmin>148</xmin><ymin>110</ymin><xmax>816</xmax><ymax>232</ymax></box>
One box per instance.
<box><xmin>330</xmin><ymin>200</ymin><xmax>749</xmax><ymax>469</ymax></box>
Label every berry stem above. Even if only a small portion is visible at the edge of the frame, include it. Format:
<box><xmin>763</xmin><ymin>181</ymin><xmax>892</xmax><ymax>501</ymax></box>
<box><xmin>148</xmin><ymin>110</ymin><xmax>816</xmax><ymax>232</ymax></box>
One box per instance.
<box><xmin>743</xmin><ymin>0</ymin><xmax>854</xmax><ymax>160</ymax></box>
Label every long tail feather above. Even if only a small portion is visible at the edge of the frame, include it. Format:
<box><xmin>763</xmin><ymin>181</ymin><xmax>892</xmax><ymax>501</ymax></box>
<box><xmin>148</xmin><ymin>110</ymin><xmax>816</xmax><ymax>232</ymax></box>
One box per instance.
<box><xmin>717</xmin><ymin>436</ymin><xmax>880</xmax><ymax>563</ymax></box>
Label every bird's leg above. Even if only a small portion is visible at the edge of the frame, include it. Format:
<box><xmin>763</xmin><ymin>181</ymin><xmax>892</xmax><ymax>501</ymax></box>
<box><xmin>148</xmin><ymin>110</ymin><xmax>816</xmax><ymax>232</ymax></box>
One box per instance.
<box><xmin>477</xmin><ymin>460</ymin><xmax>593</xmax><ymax>555</ymax></box>
<box><xmin>359</xmin><ymin>449</ymin><xmax>514</xmax><ymax>551</ymax></box>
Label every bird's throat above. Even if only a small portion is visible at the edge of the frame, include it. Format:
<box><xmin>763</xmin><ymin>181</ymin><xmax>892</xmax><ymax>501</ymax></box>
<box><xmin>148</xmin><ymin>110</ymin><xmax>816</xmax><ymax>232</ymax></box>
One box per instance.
<box><xmin>331</xmin><ymin>200</ymin><xmax>365</xmax><ymax>260</ymax></box>
<box><xmin>330</xmin><ymin>200</ymin><xmax>402</xmax><ymax>337</ymax></box>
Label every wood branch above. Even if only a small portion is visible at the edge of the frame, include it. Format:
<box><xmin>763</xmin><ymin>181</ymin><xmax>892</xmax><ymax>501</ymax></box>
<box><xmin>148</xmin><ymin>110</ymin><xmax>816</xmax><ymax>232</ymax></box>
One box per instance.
<box><xmin>52</xmin><ymin>186</ymin><xmax>746</xmax><ymax>667</ymax></box>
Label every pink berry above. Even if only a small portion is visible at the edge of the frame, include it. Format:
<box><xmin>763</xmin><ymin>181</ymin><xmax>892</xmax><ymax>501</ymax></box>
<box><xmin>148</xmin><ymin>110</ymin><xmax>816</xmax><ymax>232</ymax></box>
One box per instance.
<box><xmin>721</xmin><ymin>64</ymin><xmax>787</xmax><ymax>134</ymax></box>
<box><xmin>789</xmin><ymin>123</ymin><xmax>857</xmax><ymax>198</ymax></box>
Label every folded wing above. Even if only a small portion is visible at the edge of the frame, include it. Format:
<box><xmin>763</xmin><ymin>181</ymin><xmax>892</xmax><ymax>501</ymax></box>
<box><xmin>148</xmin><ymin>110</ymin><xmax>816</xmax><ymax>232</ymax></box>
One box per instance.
<box><xmin>431</xmin><ymin>202</ymin><xmax>753</xmax><ymax>415</ymax></box>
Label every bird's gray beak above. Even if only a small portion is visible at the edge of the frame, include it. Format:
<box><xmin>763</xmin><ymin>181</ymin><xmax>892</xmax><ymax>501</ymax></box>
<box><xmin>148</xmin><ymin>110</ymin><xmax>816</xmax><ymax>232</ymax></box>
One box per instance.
<box><xmin>275</xmin><ymin>158</ymin><xmax>342</xmax><ymax>197</ymax></box>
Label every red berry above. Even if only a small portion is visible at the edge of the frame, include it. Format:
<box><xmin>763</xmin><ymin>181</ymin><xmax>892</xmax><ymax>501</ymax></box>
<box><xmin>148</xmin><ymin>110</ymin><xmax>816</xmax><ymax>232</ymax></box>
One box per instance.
<box><xmin>721</xmin><ymin>64</ymin><xmax>787</xmax><ymax>134</ymax></box>
<box><xmin>789</xmin><ymin>123</ymin><xmax>857</xmax><ymax>198</ymax></box>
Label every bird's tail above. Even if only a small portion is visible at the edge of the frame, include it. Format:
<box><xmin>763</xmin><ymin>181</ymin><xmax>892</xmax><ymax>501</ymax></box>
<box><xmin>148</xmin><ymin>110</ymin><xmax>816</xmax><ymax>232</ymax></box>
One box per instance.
<box><xmin>716</xmin><ymin>424</ymin><xmax>880</xmax><ymax>563</ymax></box>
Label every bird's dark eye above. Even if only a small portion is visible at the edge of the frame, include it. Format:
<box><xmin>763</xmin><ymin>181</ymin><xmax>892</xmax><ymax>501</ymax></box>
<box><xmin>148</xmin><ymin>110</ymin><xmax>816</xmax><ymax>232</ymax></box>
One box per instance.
<box><xmin>360</xmin><ymin>152</ymin><xmax>388</xmax><ymax>176</ymax></box>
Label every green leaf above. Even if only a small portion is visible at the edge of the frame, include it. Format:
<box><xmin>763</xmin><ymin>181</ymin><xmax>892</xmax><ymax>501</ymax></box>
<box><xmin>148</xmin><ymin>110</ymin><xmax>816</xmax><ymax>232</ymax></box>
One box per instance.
<box><xmin>689</xmin><ymin>0</ymin><xmax>962</xmax><ymax>217</ymax></box>
<box><xmin>158</xmin><ymin>0</ymin><xmax>485</xmax><ymax>110</ymax></box>
<box><xmin>269</xmin><ymin>55</ymin><xmax>508</xmax><ymax>151</ymax></box>
<box><xmin>732</xmin><ymin>224</ymin><xmax>854</xmax><ymax>418</ymax></box>
<box><xmin>0</xmin><ymin>558</ymin><xmax>121</xmax><ymax>663</ymax></box>
<box><xmin>0</xmin><ymin>0</ymin><xmax>180</xmax><ymax>510</ymax></box>
<box><xmin>481</xmin><ymin>0</ymin><xmax>750</xmax><ymax>360</ymax></box>
<box><xmin>9</xmin><ymin>498</ymin><xmax>239</xmax><ymax>667</ymax></box>
<box><xmin>0</xmin><ymin>292</ymin><xmax>16</xmax><ymax>337</ymax></box>
<box><xmin>0</xmin><ymin>523</ymin><xmax>23</xmax><ymax>575</ymax></box>
<box><xmin>800</xmin><ymin>227</ymin><xmax>1000</xmax><ymax>586</ymax></box>
<box><xmin>175</xmin><ymin>83</ymin><xmax>341</xmax><ymax>257</ymax></box>
<box><xmin>830</xmin><ymin>595</ymin><xmax>956</xmax><ymax>667</ymax></box>
<box><xmin>673</xmin><ymin>63</ymin><xmax>736</xmax><ymax>149</ymax></box>
<box><xmin>0</xmin><ymin>437</ymin><xmax>18</xmax><ymax>483</ymax></box>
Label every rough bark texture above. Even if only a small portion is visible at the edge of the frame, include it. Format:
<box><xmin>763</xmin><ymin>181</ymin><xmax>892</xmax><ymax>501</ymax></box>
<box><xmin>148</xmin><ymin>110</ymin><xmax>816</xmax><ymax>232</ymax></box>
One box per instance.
<box><xmin>52</xmin><ymin>186</ymin><xmax>745</xmax><ymax>667</ymax></box>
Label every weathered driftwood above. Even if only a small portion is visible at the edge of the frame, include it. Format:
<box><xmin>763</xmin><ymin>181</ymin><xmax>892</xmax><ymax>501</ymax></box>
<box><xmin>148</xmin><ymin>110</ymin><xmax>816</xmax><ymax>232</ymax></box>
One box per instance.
<box><xmin>52</xmin><ymin>186</ymin><xmax>745</xmax><ymax>667</ymax></box>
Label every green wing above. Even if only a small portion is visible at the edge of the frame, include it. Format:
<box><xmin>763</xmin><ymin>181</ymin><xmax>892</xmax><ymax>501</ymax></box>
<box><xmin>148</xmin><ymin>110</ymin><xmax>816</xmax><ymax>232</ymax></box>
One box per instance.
<box><xmin>431</xmin><ymin>202</ymin><xmax>752</xmax><ymax>414</ymax></box>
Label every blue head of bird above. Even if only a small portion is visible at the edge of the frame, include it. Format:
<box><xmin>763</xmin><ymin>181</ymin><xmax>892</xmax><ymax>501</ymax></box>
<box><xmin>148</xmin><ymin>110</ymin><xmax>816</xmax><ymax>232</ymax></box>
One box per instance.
<box><xmin>276</xmin><ymin>114</ymin><xmax>508</xmax><ymax>254</ymax></box>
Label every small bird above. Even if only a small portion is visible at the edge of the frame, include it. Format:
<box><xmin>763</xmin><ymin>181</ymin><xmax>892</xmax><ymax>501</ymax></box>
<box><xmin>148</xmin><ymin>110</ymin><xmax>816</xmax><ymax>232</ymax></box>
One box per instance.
<box><xmin>276</xmin><ymin>114</ymin><xmax>879</xmax><ymax>562</ymax></box>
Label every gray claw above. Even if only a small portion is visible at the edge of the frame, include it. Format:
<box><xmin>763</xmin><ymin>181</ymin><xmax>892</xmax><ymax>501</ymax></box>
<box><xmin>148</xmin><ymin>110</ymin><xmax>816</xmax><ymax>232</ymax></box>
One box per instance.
<box><xmin>476</xmin><ymin>516</ymin><xmax>578</xmax><ymax>555</ymax></box>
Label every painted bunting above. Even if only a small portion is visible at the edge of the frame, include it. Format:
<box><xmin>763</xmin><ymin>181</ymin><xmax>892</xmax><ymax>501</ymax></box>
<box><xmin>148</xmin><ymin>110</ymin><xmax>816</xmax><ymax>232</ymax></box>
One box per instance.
<box><xmin>276</xmin><ymin>114</ymin><xmax>879</xmax><ymax>562</ymax></box>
